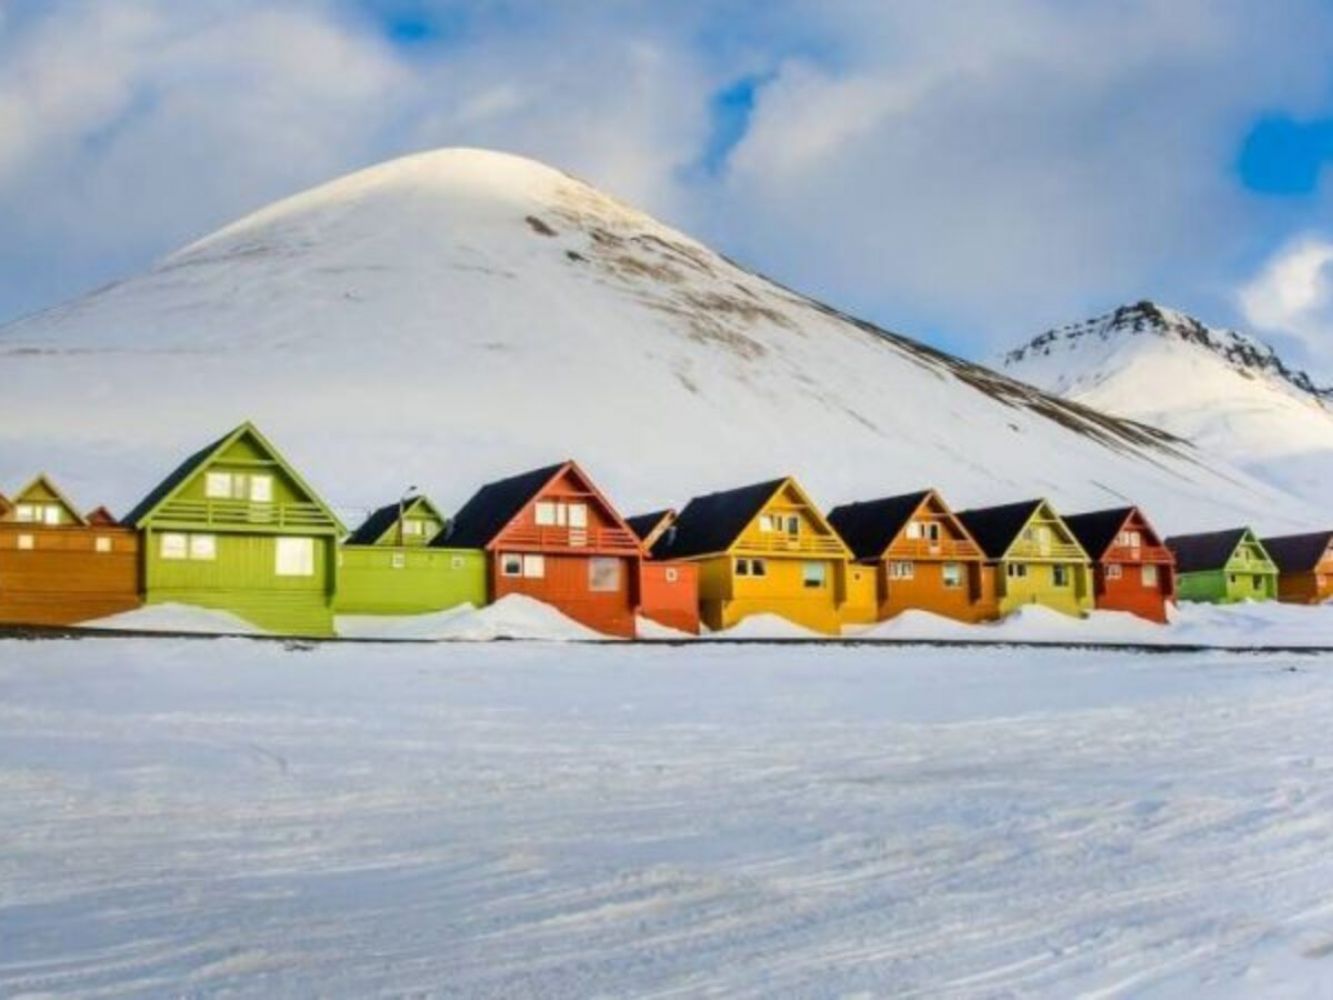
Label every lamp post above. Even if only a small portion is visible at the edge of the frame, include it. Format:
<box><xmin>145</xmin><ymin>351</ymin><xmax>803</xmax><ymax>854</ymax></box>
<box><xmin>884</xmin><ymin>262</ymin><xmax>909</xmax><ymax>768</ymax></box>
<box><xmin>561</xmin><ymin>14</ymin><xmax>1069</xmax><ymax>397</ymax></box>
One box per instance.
<box><xmin>398</xmin><ymin>485</ymin><xmax>418</xmax><ymax>546</ymax></box>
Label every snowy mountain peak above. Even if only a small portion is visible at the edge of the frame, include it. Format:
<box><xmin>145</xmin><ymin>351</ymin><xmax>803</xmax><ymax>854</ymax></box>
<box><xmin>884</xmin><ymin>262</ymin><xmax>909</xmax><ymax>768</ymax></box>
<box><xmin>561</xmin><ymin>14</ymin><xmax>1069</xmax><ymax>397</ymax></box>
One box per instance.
<box><xmin>1003</xmin><ymin>300</ymin><xmax>1331</xmax><ymax>401</ymax></box>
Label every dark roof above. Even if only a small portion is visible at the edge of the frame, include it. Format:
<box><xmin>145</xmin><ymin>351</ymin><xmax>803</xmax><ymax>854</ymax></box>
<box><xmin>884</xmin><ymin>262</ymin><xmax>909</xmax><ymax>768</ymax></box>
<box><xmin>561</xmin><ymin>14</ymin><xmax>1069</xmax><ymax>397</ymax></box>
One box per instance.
<box><xmin>123</xmin><ymin>428</ymin><xmax>231</xmax><ymax>527</ymax></box>
<box><xmin>626</xmin><ymin>509</ymin><xmax>673</xmax><ymax>544</ymax></box>
<box><xmin>437</xmin><ymin>463</ymin><xmax>565</xmax><ymax>549</ymax></box>
<box><xmin>1062</xmin><ymin>507</ymin><xmax>1135</xmax><ymax>561</ymax></box>
<box><xmin>652</xmin><ymin>479</ymin><xmax>786</xmax><ymax>560</ymax></box>
<box><xmin>955</xmin><ymin>500</ymin><xmax>1044</xmax><ymax>559</ymax></box>
<box><xmin>346</xmin><ymin>497</ymin><xmax>444</xmax><ymax>546</ymax></box>
<box><xmin>1164</xmin><ymin>528</ymin><xmax>1250</xmax><ymax>573</ymax></box>
<box><xmin>827</xmin><ymin>491</ymin><xmax>932</xmax><ymax>560</ymax></box>
<box><xmin>1260</xmin><ymin>531</ymin><xmax>1333</xmax><ymax>573</ymax></box>
<box><xmin>85</xmin><ymin>506</ymin><xmax>120</xmax><ymax>527</ymax></box>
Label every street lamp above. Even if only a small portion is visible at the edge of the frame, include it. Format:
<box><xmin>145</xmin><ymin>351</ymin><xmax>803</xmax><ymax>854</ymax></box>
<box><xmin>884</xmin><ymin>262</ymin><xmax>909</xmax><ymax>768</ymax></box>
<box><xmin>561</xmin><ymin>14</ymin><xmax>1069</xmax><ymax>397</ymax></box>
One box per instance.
<box><xmin>398</xmin><ymin>485</ymin><xmax>418</xmax><ymax>546</ymax></box>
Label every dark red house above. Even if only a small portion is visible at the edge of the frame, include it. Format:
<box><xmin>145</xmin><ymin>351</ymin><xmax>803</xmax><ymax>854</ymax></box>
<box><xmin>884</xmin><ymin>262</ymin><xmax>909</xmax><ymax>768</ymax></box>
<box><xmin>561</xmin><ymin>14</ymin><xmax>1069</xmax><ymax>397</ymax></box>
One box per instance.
<box><xmin>1063</xmin><ymin>506</ymin><xmax>1176</xmax><ymax>623</ymax></box>
<box><xmin>436</xmin><ymin>461</ymin><xmax>645</xmax><ymax>637</ymax></box>
<box><xmin>626</xmin><ymin>509</ymin><xmax>700</xmax><ymax>635</ymax></box>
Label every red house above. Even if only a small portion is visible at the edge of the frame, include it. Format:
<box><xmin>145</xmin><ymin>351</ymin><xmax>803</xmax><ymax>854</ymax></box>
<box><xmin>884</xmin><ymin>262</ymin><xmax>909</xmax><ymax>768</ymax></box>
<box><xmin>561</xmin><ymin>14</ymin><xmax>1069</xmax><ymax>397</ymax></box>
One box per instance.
<box><xmin>627</xmin><ymin>509</ymin><xmax>700</xmax><ymax>635</ymax></box>
<box><xmin>1063</xmin><ymin>506</ymin><xmax>1176</xmax><ymax>623</ymax></box>
<box><xmin>436</xmin><ymin>461</ymin><xmax>646</xmax><ymax>637</ymax></box>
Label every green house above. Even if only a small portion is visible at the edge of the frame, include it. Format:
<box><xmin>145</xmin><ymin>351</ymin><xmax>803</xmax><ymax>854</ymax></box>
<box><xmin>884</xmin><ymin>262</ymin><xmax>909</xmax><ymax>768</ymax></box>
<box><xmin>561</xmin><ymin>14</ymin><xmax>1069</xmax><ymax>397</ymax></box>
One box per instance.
<box><xmin>125</xmin><ymin>422</ymin><xmax>344</xmax><ymax>636</ymax></box>
<box><xmin>334</xmin><ymin>495</ymin><xmax>486</xmax><ymax>616</ymax></box>
<box><xmin>1166</xmin><ymin>527</ymin><xmax>1278</xmax><ymax>604</ymax></box>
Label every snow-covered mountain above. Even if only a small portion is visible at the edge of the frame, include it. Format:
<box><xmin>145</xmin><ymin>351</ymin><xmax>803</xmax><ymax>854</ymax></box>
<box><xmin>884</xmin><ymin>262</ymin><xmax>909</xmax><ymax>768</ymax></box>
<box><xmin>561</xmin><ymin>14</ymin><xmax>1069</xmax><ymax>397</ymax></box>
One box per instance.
<box><xmin>0</xmin><ymin>151</ymin><xmax>1315</xmax><ymax>532</ymax></box>
<box><xmin>1001</xmin><ymin>301</ymin><xmax>1333</xmax><ymax>508</ymax></box>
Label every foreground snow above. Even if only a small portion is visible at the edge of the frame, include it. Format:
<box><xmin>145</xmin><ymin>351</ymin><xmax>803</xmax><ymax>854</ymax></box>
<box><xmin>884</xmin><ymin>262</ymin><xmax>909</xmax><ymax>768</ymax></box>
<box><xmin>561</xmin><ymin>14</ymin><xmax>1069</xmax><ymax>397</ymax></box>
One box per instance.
<box><xmin>2</xmin><ymin>639</ymin><xmax>1333</xmax><ymax>997</ymax></box>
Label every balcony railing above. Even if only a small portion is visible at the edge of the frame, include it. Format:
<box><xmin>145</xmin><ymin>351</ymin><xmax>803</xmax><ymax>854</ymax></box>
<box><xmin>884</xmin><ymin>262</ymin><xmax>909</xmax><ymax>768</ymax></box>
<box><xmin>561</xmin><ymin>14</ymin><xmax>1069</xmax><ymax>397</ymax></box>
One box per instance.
<box><xmin>1104</xmin><ymin>544</ymin><xmax>1174</xmax><ymax>564</ymax></box>
<box><xmin>887</xmin><ymin>538</ymin><xmax>982</xmax><ymax>560</ymax></box>
<box><xmin>154</xmin><ymin>498</ymin><xmax>333</xmax><ymax>530</ymax></box>
<box><xmin>502</xmin><ymin>525</ymin><xmax>641</xmax><ymax>551</ymax></box>
<box><xmin>1009</xmin><ymin>540</ymin><xmax>1086</xmax><ymax>561</ymax></box>
<box><xmin>738</xmin><ymin>533</ymin><xmax>847</xmax><ymax>556</ymax></box>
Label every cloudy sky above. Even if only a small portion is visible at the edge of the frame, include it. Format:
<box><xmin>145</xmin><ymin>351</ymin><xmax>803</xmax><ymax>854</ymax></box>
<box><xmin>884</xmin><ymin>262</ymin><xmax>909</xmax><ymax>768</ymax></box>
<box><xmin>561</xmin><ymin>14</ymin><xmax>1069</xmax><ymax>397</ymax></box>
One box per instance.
<box><xmin>5</xmin><ymin>0</ymin><xmax>1333</xmax><ymax>372</ymax></box>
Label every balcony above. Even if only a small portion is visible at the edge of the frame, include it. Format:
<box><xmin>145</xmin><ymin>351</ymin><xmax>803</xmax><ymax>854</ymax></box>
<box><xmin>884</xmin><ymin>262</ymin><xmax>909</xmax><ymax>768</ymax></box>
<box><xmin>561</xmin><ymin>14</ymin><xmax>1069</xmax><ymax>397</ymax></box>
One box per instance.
<box><xmin>502</xmin><ymin>524</ymin><xmax>641</xmax><ymax>552</ymax></box>
<box><xmin>1010</xmin><ymin>540</ymin><xmax>1086</xmax><ymax>561</ymax></box>
<box><xmin>738</xmin><ymin>533</ymin><xmax>847</xmax><ymax>556</ymax></box>
<box><xmin>1104</xmin><ymin>544</ymin><xmax>1173</xmax><ymax>564</ymax></box>
<box><xmin>887</xmin><ymin>538</ymin><xmax>982</xmax><ymax>560</ymax></box>
<box><xmin>153</xmin><ymin>498</ymin><xmax>334</xmax><ymax>530</ymax></box>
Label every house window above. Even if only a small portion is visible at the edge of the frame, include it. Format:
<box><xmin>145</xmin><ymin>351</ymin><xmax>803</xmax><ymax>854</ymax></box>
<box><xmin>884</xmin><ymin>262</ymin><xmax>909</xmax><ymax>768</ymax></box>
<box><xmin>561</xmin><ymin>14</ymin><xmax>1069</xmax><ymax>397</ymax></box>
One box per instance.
<box><xmin>43</xmin><ymin>506</ymin><xmax>61</xmax><ymax>526</ymax></box>
<box><xmin>1053</xmin><ymin>564</ymin><xmax>1070</xmax><ymax>587</ymax></box>
<box><xmin>906</xmin><ymin>521</ymin><xmax>922</xmax><ymax>540</ymax></box>
<box><xmin>736</xmin><ymin>557</ymin><xmax>750</xmax><ymax>576</ymax></box>
<box><xmin>15</xmin><ymin>504</ymin><xmax>35</xmax><ymax>522</ymax></box>
<box><xmin>889</xmin><ymin>561</ymin><xmax>914</xmax><ymax>580</ymax></box>
<box><xmin>205</xmin><ymin>472</ymin><xmax>232</xmax><ymax>499</ymax></box>
<box><xmin>589</xmin><ymin>557</ymin><xmax>621</xmax><ymax>592</ymax></box>
<box><xmin>1106</xmin><ymin>563</ymin><xmax>1122</xmax><ymax>580</ymax></box>
<box><xmin>1229</xmin><ymin>574</ymin><xmax>1237</xmax><ymax>584</ymax></box>
<box><xmin>665</xmin><ymin>567</ymin><xmax>679</xmax><ymax>583</ymax></box>
<box><xmin>17</xmin><ymin>534</ymin><xmax>34</xmax><ymax>551</ymax></box>
<box><xmin>1007</xmin><ymin>563</ymin><xmax>1028</xmax><ymax>579</ymax></box>
<box><xmin>568</xmin><ymin>504</ymin><xmax>588</xmax><ymax>529</ymax></box>
<box><xmin>926</xmin><ymin>522</ymin><xmax>941</xmax><ymax>543</ymax></box>
<box><xmin>403</xmin><ymin>520</ymin><xmax>423</xmax><ymax>537</ymax></box>
<box><xmin>189</xmin><ymin>535</ymin><xmax>217</xmax><ymax>561</ymax></box>
<box><xmin>391</xmin><ymin>552</ymin><xmax>406</xmax><ymax>569</ymax></box>
<box><xmin>942</xmin><ymin>563</ymin><xmax>963</xmax><ymax>588</ymax></box>
<box><xmin>1142</xmin><ymin>564</ymin><xmax>1158</xmax><ymax>587</ymax></box>
<box><xmin>802</xmin><ymin>562</ymin><xmax>826</xmax><ymax>588</ymax></box>
<box><xmin>95</xmin><ymin>536</ymin><xmax>113</xmax><ymax>554</ymax></box>
<box><xmin>751</xmin><ymin>558</ymin><xmax>767</xmax><ymax>577</ymax></box>
<box><xmin>1252</xmin><ymin>574</ymin><xmax>1263</xmax><ymax>588</ymax></box>
<box><xmin>249</xmin><ymin>475</ymin><xmax>273</xmax><ymax>503</ymax></box>
<box><xmin>522</xmin><ymin>554</ymin><xmax>545</xmax><ymax>578</ymax></box>
<box><xmin>275</xmin><ymin>537</ymin><xmax>315</xmax><ymax>577</ymax></box>
<box><xmin>535</xmin><ymin>502</ymin><xmax>557</xmax><ymax>526</ymax></box>
<box><xmin>786</xmin><ymin>515</ymin><xmax>800</xmax><ymax>536</ymax></box>
<box><xmin>758</xmin><ymin>515</ymin><xmax>776</xmax><ymax>533</ymax></box>
<box><xmin>501</xmin><ymin>553</ymin><xmax>523</xmax><ymax>576</ymax></box>
<box><xmin>161</xmin><ymin>533</ymin><xmax>188</xmax><ymax>560</ymax></box>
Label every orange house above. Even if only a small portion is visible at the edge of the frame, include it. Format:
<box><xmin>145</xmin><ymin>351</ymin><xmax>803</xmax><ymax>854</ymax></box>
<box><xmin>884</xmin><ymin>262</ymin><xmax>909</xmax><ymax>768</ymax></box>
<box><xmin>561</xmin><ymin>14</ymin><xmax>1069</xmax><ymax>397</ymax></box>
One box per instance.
<box><xmin>0</xmin><ymin>475</ymin><xmax>141</xmax><ymax>626</ymax></box>
<box><xmin>435</xmin><ymin>461</ymin><xmax>646</xmax><ymax>637</ymax></box>
<box><xmin>1064</xmin><ymin>506</ymin><xmax>1176</xmax><ymax>623</ymax></box>
<box><xmin>627</xmin><ymin>509</ymin><xmax>700</xmax><ymax>635</ymax></box>
<box><xmin>1262</xmin><ymin>531</ymin><xmax>1333</xmax><ymax>605</ymax></box>
<box><xmin>827</xmin><ymin>489</ymin><xmax>998</xmax><ymax>623</ymax></box>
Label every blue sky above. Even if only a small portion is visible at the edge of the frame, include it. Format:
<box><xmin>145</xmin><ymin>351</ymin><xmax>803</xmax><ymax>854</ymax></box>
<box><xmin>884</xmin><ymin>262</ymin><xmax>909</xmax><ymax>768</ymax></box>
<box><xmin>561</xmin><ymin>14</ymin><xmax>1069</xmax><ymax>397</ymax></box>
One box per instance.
<box><xmin>5</xmin><ymin>0</ymin><xmax>1333</xmax><ymax>373</ymax></box>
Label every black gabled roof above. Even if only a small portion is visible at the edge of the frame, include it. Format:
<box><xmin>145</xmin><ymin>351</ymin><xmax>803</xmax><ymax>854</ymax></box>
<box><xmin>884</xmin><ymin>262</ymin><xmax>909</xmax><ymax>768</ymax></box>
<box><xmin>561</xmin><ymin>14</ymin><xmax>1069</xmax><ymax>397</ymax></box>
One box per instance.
<box><xmin>436</xmin><ymin>462</ymin><xmax>566</xmax><ymax>549</ymax></box>
<box><xmin>827</xmin><ymin>490</ymin><xmax>932</xmax><ymax>560</ymax></box>
<box><xmin>1260</xmin><ymin>530</ymin><xmax>1333</xmax><ymax>573</ymax></box>
<box><xmin>346</xmin><ymin>496</ymin><xmax>442</xmax><ymax>546</ymax></box>
<box><xmin>123</xmin><ymin>428</ymin><xmax>231</xmax><ymax>527</ymax></box>
<box><xmin>652</xmin><ymin>479</ymin><xmax>786</xmax><ymax>560</ymax></box>
<box><xmin>1063</xmin><ymin>507</ymin><xmax>1135</xmax><ymax>561</ymax></box>
<box><xmin>1164</xmin><ymin>528</ymin><xmax>1251</xmax><ymax>573</ymax></box>
<box><xmin>626</xmin><ymin>509</ymin><xmax>673</xmax><ymax>544</ymax></box>
<box><xmin>955</xmin><ymin>500</ymin><xmax>1044</xmax><ymax>559</ymax></box>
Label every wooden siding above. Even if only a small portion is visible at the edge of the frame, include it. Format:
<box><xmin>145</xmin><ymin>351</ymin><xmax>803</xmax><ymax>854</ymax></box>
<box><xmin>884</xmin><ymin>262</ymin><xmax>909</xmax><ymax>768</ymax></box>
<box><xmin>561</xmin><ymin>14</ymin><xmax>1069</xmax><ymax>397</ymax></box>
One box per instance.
<box><xmin>637</xmin><ymin>562</ymin><xmax>700</xmax><ymax>635</ymax></box>
<box><xmin>0</xmin><ymin>524</ymin><xmax>140</xmax><ymax>625</ymax></box>
<box><xmin>335</xmin><ymin>546</ymin><xmax>486</xmax><ymax>615</ymax></box>
<box><xmin>1090</xmin><ymin>509</ymin><xmax>1176</xmax><ymax>624</ymax></box>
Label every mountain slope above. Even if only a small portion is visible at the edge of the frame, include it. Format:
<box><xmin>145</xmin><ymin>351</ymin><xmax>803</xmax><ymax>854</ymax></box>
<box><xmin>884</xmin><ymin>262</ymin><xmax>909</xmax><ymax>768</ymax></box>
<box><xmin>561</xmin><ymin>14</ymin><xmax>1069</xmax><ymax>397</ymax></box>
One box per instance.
<box><xmin>1001</xmin><ymin>301</ymin><xmax>1333</xmax><ymax>507</ymax></box>
<box><xmin>0</xmin><ymin>150</ymin><xmax>1314</xmax><ymax>532</ymax></box>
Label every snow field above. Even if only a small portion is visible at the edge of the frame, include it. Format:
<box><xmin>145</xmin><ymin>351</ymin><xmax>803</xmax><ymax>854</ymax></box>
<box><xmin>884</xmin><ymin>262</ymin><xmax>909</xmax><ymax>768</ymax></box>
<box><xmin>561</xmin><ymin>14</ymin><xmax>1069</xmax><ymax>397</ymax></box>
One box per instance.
<box><xmin>2</xmin><ymin>639</ymin><xmax>1333</xmax><ymax>996</ymax></box>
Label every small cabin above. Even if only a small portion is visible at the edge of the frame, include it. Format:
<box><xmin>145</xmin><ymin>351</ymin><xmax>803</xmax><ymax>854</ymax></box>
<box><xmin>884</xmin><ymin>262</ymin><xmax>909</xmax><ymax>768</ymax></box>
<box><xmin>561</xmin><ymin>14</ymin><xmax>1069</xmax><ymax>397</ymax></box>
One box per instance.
<box><xmin>1165</xmin><ymin>528</ymin><xmax>1277</xmax><ymax>604</ymax></box>
<box><xmin>436</xmin><ymin>461</ymin><xmax>644</xmax><ymax>637</ymax></box>
<box><xmin>828</xmin><ymin>489</ymin><xmax>998</xmax><ymax>624</ymax></box>
<box><xmin>0</xmin><ymin>475</ymin><xmax>141</xmax><ymax>626</ymax></box>
<box><xmin>626</xmin><ymin>509</ymin><xmax>699</xmax><ymax>635</ymax></box>
<box><xmin>335</xmin><ymin>495</ymin><xmax>486</xmax><ymax>616</ymax></box>
<box><xmin>1259</xmin><ymin>531</ymin><xmax>1332</xmax><ymax>605</ymax></box>
<box><xmin>125</xmin><ymin>422</ymin><xmax>344</xmax><ymax>636</ymax></box>
<box><xmin>651</xmin><ymin>477</ymin><xmax>874</xmax><ymax>635</ymax></box>
<box><xmin>1064</xmin><ymin>506</ymin><xmax>1176</xmax><ymax>623</ymax></box>
<box><xmin>956</xmin><ymin>499</ymin><xmax>1094</xmax><ymax>618</ymax></box>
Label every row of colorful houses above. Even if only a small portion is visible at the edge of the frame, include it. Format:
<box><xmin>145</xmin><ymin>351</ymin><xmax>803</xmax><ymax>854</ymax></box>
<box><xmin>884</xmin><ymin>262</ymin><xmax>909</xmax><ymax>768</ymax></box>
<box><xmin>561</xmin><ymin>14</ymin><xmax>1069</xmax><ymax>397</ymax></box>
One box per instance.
<box><xmin>1</xmin><ymin>422</ymin><xmax>1330</xmax><ymax>638</ymax></box>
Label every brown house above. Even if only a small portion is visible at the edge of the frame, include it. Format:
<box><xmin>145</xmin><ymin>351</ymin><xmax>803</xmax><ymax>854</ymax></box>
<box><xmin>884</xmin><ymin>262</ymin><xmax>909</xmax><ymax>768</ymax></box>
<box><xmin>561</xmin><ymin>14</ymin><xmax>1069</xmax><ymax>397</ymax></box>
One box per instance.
<box><xmin>827</xmin><ymin>489</ymin><xmax>998</xmax><ymax>623</ymax></box>
<box><xmin>1261</xmin><ymin>530</ymin><xmax>1333</xmax><ymax>605</ymax></box>
<box><xmin>0</xmin><ymin>475</ymin><xmax>141</xmax><ymax>626</ymax></box>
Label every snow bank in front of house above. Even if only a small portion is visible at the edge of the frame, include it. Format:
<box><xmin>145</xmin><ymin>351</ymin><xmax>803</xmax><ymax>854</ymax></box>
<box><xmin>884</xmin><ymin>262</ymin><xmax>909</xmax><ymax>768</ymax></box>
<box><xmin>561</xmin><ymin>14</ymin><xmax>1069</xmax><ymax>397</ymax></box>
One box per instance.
<box><xmin>81</xmin><ymin>603</ymin><xmax>264</xmax><ymax>635</ymax></box>
<box><xmin>418</xmin><ymin>594</ymin><xmax>610</xmax><ymax>642</ymax></box>
<box><xmin>706</xmin><ymin>613</ymin><xmax>823</xmax><ymax>640</ymax></box>
<box><xmin>635</xmin><ymin>616</ymin><xmax>696</xmax><ymax>640</ymax></box>
<box><xmin>336</xmin><ymin>604</ymin><xmax>479</xmax><ymax>640</ymax></box>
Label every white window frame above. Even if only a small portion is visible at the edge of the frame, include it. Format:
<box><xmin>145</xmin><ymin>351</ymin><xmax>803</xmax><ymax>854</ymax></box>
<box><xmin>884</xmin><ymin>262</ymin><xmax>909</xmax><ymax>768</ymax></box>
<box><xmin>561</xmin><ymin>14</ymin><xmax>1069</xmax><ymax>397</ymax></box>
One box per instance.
<box><xmin>275</xmin><ymin>537</ymin><xmax>315</xmax><ymax>577</ymax></box>
<box><xmin>249</xmin><ymin>475</ymin><xmax>273</xmax><ymax>503</ymax></box>
<box><xmin>1053</xmin><ymin>564</ymin><xmax>1070</xmax><ymax>587</ymax></box>
<box><xmin>735</xmin><ymin>558</ymin><xmax>751</xmax><ymax>577</ymax></box>
<box><xmin>189</xmin><ymin>534</ymin><xmax>217</xmax><ymax>561</ymax></box>
<box><xmin>589</xmin><ymin>557</ymin><xmax>621</xmax><ymax>592</ymax></box>
<box><xmin>522</xmin><ymin>554</ymin><xmax>545</xmax><ymax>579</ymax></box>
<box><xmin>42</xmin><ymin>505</ymin><xmax>61</xmax><ymax>526</ymax></box>
<box><xmin>786</xmin><ymin>515</ymin><xmax>800</xmax><ymax>536</ymax></box>
<box><xmin>889</xmin><ymin>560</ymin><xmax>915</xmax><ymax>580</ymax></box>
<box><xmin>205</xmin><ymin>472</ymin><xmax>232</xmax><ymax>499</ymax></box>
<box><xmin>95</xmin><ymin>536</ymin><xmax>113</xmax><ymax>554</ymax></box>
<box><xmin>906</xmin><ymin>521</ymin><xmax>922</xmax><ymax>540</ymax></box>
<box><xmin>758</xmin><ymin>514</ymin><xmax>775</xmax><ymax>533</ymax></box>
<box><xmin>1106</xmin><ymin>563</ymin><xmax>1123</xmax><ymax>580</ymax></box>
<box><xmin>535</xmin><ymin>502</ymin><xmax>557</xmax><ymax>526</ymax></box>
<box><xmin>15</xmin><ymin>504</ymin><xmax>36</xmax><ymax>523</ymax></box>
<box><xmin>665</xmin><ymin>567</ymin><xmax>679</xmax><ymax>583</ymax></box>
<box><xmin>501</xmin><ymin>553</ymin><xmax>523</xmax><ymax>577</ymax></box>
<box><xmin>161</xmin><ymin>533</ymin><xmax>188</xmax><ymax>560</ymax></box>
<box><xmin>17</xmin><ymin>533</ymin><xmax>34</xmax><ymax>551</ymax></box>
<box><xmin>1008</xmin><ymin>563</ymin><xmax>1028</xmax><ymax>579</ymax></box>
<box><xmin>751</xmin><ymin>558</ymin><xmax>767</xmax><ymax>577</ymax></box>
<box><xmin>802</xmin><ymin>561</ymin><xmax>826</xmax><ymax>589</ymax></box>
<box><xmin>942</xmin><ymin>563</ymin><xmax>963</xmax><ymax>588</ymax></box>
<box><xmin>567</xmin><ymin>503</ymin><xmax>588</xmax><ymax>529</ymax></box>
<box><xmin>1141</xmin><ymin>564</ymin><xmax>1158</xmax><ymax>587</ymax></box>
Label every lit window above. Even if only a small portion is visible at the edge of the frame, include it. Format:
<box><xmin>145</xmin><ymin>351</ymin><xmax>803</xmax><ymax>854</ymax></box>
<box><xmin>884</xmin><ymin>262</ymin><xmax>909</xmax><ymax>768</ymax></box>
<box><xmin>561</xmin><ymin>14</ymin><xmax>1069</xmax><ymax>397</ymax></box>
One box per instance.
<box><xmin>1142</xmin><ymin>564</ymin><xmax>1158</xmax><ymax>587</ymax></box>
<box><xmin>95</xmin><ymin>537</ymin><xmax>113</xmax><ymax>554</ymax></box>
<box><xmin>17</xmin><ymin>534</ymin><xmax>34</xmax><ymax>550</ymax></box>
<box><xmin>43</xmin><ymin>506</ymin><xmax>61</xmax><ymax>526</ymax></box>
<box><xmin>758</xmin><ymin>515</ymin><xmax>775</xmax><ymax>533</ymax></box>
<box><xmin>1106</xmin><ymin>564</ymin><xmax>1122</xmax><ymax>580</ymax></box>
<box><xmin>589</xmin><ymin>557</ymin><xmax>620</xmax><ymax>592</ymax></box>
<box><xmin>161</xmin><ymin>533</ymin><xmax>188</xmax><ymax>560</ymax></box>
<box><xmin>391</xmin><ymin>552</ymin><xmax>406</xmax><ymax>569</ymax></box>
<box><xmin>802</xmin><ymin>562</ymin><xmax>826</xmax><ymax>588</ymax></box>
<box><xmin>501</xmin><ymin>554</ymin><xmax>523</xmax><ymax>576</ymax></box>
<box><xmin>275</xmin><ymin>537</ymin><xmax>314</xmax><ymax>576</ymax></box>
<box><xmin>522</xmin><ymin>554</ymin><xmax>545</xmax><ymax>578</ymax></box>
<box><xmin>189</xmin><ymin>535</ymin><xmax>217</xmax><ymax>560</ymax></box>
<box><xmin>205</xmin><ymin>472</ymin><xmax>232</xmax><ymax>499</ymax></box>
<box><xmin>942</xmin><ymin>563</ymin><xmax>963</xmax><ymax>588</ymax></box>
<box><xmin>905</xmin><ymin>521</ymin><xmax>922</xmax><ymax>540</ymax></box>
<box><xmin>15</xmin><ymin>504</ymin><xmax>35</xmax><ymax>523</ymax></box>
<box><xmin>535</xmin><ymin>502</ymin><xmax>557</xmax><ymax>526</ymax></box>
<box><xmin>568</xmin><ymin>504</ymin><xmax>588</xmax><ymax>529</ymax></box>
<box><xmin>249</xmin><ymin>475</ymin><xmax>273</xmax><ymax>503</ymax></box>
<box><xmin>403</xmin><ymin>520</ymin><xmax>423</xmax><ymax>536</ymax></box>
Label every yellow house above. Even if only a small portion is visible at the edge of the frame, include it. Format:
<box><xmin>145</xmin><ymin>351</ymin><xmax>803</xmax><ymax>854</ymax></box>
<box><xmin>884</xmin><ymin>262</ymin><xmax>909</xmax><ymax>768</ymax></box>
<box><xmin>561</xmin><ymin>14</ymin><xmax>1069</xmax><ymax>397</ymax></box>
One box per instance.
<box><xmin>650</xmin><ymin>477</ymin><xmax>875</xmax><ymax>634</ymax></box>
<box><xmin>956</xmin><ymin>499</ymin><xmax>1094</xmax><ymax>617</ymax></box>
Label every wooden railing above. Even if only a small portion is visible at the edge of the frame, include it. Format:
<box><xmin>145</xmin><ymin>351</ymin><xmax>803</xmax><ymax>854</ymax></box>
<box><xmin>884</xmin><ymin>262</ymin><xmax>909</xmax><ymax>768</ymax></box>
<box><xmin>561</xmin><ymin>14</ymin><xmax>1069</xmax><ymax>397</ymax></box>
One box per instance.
<box><xmin>502</xmin><ymin>525</ymin><xmax>641</xmax><ymax>551</ymax></box>
<box><xmin>1104</xmin><ymin>544</ymin><xmax>1174</xmax><ymax>564</ymax></box>
<box><xmin>154</xmin><ymin>498</ymin><xmax>333</xmax><ymax>529</ymax></box>
<box><xmin>1009</xmin><ymin>540</ymin><xmax>1086</xmax><ymax>561</ymax></box>
<box><xmin>887</xmin><ymin>538</ymin><xmax>982</xmax><ymax>560</ymax></box>
<box><xmin>738</xmin><ymin>533</ymin><xmax>847</xmax><ymax>556</ymax></box>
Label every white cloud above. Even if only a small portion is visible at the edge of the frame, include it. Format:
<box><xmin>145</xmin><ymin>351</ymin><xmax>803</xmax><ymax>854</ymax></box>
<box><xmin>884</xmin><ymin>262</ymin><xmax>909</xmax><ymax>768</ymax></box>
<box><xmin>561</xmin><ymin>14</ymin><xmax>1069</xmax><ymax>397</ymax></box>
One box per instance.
<box><xmin>1238</xmin><ymin>237</ymin><xmax>1333</xmax><ymax>361</ymax></box>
